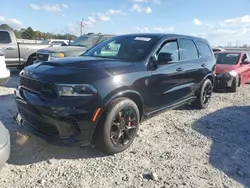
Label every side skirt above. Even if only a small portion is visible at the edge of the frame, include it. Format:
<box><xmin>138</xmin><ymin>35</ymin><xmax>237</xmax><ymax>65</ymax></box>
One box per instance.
<box><xmin>140</xmin><ymin>96</ymin><xmax>196</xmax><ymax>123</ymax></box>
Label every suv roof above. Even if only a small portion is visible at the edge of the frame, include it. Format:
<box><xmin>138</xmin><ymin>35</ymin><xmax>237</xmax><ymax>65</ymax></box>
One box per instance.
<box><xmin>119</xmin><ymin>33</ymin><xmax>209</xmax><ymax>43</ymax></box>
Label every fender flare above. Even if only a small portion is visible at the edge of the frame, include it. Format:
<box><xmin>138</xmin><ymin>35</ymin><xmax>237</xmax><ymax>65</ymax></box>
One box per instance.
<box><xmin>25</xmin><ymin>50</ymin><xmax>37</xmax><ymax>62</ymax></box>
<box><xmin>204</xmin><ymin>73</ymin><xmax>214</xmax><ymax>84</ymax></box>
<box><xmin>90</xmin><ymin>90</ymin><xmax>144</xmax><ymax>137</ymax></box>
<box><xmin>194</xmin><ymin>73</ymin><xmax>214</xmax><ymax>96</ymax></box>
<box><xmin>103</xmin><ymin>90</ymin><xmax>144</xmax><ymax>109</ymax></box>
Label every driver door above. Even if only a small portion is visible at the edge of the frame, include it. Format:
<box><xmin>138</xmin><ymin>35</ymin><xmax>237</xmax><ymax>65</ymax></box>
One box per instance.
<box><xmin>146</xmin><ymin>38</ymin><xmax>186</xmax><ymax>112</ymax></box>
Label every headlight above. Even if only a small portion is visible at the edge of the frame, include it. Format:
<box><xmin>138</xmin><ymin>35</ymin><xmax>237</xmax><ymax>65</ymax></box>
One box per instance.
<box><xmin>56</xmin><ymin>84</ymin><xmax>97</xmax><ymax>96</ymax></box>
<box><xmin>221</xmin><ymin>71</ymin><xmax>237</xmax><ymax>77</ymax></box>
<box><xmin>50</xmin><ymin>52</ymin><xmax>65</xmax><ymax>59</ymax></box>
<box><xmin>229</xmin><ymin>70</ymin><xmax>237</xmax><ymax>77</ymax></box>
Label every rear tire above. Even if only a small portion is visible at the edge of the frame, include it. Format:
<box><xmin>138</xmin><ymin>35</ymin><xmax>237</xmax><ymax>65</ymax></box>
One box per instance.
<box><xmin>93</xmin><ymin>98</ymin><xmax>140</xmax><ymax>155</ymax></box>
<box><xmin>192</xmin><ymin>79</ymin><xmax>213</xmax><ymax>109</ymax></box>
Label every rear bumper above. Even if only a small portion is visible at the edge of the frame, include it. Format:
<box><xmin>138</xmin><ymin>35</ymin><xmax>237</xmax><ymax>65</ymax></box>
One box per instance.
<box><xmin>13</xmin><ymin>86</ymin><xmax>100</xmax><ymax>146</ymax></box>
<box><xmin>0</xmin><ymin>130</ymin><xmax>10</xmax><ymax>167</ymax></box>
<box><xmin>0</xmin><ymin>68</ymin><xmax>10</xmax><ymax>85</ymax></box>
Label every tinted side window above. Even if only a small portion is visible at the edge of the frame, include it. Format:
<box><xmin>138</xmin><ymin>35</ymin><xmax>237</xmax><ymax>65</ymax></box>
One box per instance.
<box><xmin>196</xmin><ymin>41</ymin><xmax>213</xmax><ymax>57</ymax></box>
<box><xmin>0</xmin><ymin>31</ymin><xmax>11</xmax><ymax>44</ymax></box>
<box><xmin>158</xmin><ymin>41</ymin><xmax>179</xmax><ymax>61</ymax></box>
<box><xmin>179</xmin><ymin>38</ymin><xmax>199</xmax><ymax>60</ymax></box>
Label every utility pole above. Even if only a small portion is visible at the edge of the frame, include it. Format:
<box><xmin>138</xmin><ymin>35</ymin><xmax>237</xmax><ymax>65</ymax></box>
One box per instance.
<box><xmin>80</xmin><ymin>18</ymin><xmax>84</xmax><ymax>36</ymax></box>
<box><xmin>80</xmin><ymin>22</ymin><xmax>82</xmax><ymax>36</ymax></box>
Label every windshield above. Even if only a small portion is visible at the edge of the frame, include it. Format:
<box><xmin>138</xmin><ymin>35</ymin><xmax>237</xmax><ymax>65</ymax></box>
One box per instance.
<box><xmin>71</xmin><ymin>35</ymin><xmax>99</xmax><ymax>48</ymax></box>
<box><xmin>83</xmin><ymin>35</ymin><xmax>159</xmax><ymax>61</ymax></box>
<box><xmin>215</xmin><ymin>53</ymin><xmax>240</xmax><ymax>65</ymax></box>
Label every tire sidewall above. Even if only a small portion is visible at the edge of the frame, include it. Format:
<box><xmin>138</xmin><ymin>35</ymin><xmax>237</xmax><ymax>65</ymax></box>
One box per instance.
<box><xmin>231</xmin><ymin>76</ymin><xmax>239</xmax><ymax>92</ymax></box>
<box><xmin>102</xmin><ymin>99</ymin><xmax>140</xmax><ymax>154</ymax></box>
<box><xmin>199</xmin><ymin>79</ymin><xmax>213</xmax><ymax>109</ymax></box>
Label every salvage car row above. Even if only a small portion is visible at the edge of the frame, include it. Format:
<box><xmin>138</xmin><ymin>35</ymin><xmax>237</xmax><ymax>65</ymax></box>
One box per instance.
<box><xmin>1</xmin><ymin>31</ymin><xmax>250</xmax><ymax>167</ymax></box>
<box><xmin>0</xmin><ymin>28</ymin><xmax>115</xmax><ymax>68</ymax></box>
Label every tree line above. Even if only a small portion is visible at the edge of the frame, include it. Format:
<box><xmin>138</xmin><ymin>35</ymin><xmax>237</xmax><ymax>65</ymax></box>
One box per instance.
<box><xmin>0</xmin><ymin>24</ymin><xmax>77</xmax><ymax>41</ymax></box>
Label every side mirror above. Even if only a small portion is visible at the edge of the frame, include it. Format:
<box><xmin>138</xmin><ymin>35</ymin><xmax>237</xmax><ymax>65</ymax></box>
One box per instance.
<box><xmin>241</xmin><ymin>60</ymin><xmax>250</xmax><ymax>65</ymax></box>
<box><xmin>157</xmin><ymin>52</ymin><xmax>173</xmax><ymax>64</ymax></box>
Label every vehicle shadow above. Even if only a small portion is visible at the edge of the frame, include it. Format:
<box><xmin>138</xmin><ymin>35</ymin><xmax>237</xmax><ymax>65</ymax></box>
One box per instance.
<box><xmin>3</xmin><ymin>68</ymin><xmax>20</xmax><ymax>89</ymax></box>
<box><xmin>7</xmin><ymin>128</ymin><xmax>106</xmax><ymax>166</ymax></box>
<box><xmin>0</xmin><ymin>94</ymin><xmax>106</xmax><ymax>166</ymax></box>
<box><xmin>192</xmin><ymin>106</ymin><xmax>250</xmax><ymax>187</ymax></box>
<box><xmin>175</xmin><ymin>104</ymin><xmax>196</xmax><ymax>111</ymax></box>
<box><xmin>213</xmin><ymin>89</ymin><xmax>233</xmax><ymax>93</ymax></box>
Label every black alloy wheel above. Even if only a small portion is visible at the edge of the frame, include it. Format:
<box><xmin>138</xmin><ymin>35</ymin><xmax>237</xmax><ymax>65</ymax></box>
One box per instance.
<box><xmin>193</xmin><ymin>79</ymin><xmax>213</xmax><ymax>109</ymax></box>
<box><xmin>93</xmin><ymin>98</ymin><xmax>140</xmax><ymax>155</ymax></box>
<box><xmin>110</xmin><ymin>107</ymin><xmax>138</xmax><ymax>147</ymax></box>
<box><xmin>202</xmin><ymin>83</ymin><xmax>212</xmax><ymax>105</ymax></box>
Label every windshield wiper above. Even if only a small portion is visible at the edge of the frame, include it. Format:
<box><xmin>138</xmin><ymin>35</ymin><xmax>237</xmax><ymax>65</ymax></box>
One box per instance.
<box><xmin>95</xmin><ymin>56</ymin><xmax>119</xmax><ymax>60</ymax></box>
<box><xmin>74</xmin><ymin>44</ymin><xmax>88</xmax><ymax>47</ymax></box>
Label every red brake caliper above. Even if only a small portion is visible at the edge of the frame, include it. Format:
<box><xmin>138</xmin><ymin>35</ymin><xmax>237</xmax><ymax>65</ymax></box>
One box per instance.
<box><xmin>128</xmin><ymin>116</ymin><xmax>131</xmax><ymax>126</ymax></box>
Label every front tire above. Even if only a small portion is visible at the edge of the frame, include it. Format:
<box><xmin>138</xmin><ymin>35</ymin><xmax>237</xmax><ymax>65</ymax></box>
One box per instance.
<box><xmin>230</xmin><ymin>76</ymin><xmax>239</xmax><ymax>92</ymax></box>
<box><xmin>94</xmin><ymin>98</ymin><xmax>140</xmax><ymax>155</ymax></box>
<box><xmin>192</xmin><ymin>79</ymin><xmax>213</xmax><ymax>109</ymax></box>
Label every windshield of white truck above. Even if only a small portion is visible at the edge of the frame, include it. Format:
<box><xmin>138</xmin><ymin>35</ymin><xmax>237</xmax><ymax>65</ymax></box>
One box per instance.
<box><xmin>70</xmin><ymin>35</ymin><xmax>99</xmax><ymax>48</ymax></box>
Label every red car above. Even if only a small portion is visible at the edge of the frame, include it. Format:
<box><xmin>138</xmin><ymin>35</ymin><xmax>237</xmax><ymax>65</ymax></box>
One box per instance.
<box><xmin>214</xmin><ymin>51</ymin><xmax>250</xmax><ymax>92</ymax></box>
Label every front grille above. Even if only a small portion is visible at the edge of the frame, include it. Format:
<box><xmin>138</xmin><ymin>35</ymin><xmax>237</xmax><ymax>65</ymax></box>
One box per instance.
<box><xmin>20</xmin><ymin>76</ymin><xmax>58</xmax><ymax>99</ymax></box>
<box><xmin>36</xmin><ymin>53</ymin><xmax>50</xmax><ymax>61</ymax></box>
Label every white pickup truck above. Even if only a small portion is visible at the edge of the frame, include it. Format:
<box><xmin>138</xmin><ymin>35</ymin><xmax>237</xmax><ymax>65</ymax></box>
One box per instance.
<box><xmin>0</xmin><ymin>29</ymin><xmax>51</xmax><ymax>69</ymax></box>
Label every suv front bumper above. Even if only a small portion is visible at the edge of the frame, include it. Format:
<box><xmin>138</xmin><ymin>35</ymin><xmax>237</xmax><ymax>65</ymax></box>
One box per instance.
<box><xmin>13</xmin><ymin>86</ymin><xmax>100</xmax><ymax>146</ymax></box>
<box><xmin>214</xmin><ymin>73</ymin><xmax>235</xmax><ymax>89</ymax></box>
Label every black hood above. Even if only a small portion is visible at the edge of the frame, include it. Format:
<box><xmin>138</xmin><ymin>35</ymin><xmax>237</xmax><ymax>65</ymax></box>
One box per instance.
<box><xmin>39</xmin><ymin>56</ymin><xmax>134</xmax><ymax>69</ymax></box>
<box><xmin>22</xmin><ymin>56</ymin><xmax>140</xmax><ymax>84</ymax></box>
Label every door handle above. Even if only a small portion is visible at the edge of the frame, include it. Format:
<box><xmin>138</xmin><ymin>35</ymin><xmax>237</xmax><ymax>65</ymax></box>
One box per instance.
<box><xmin>6</xmin><ymin>47</ymin><xmax>14</xmax><ymax>50</ymax></box>
<box><xmin>201</xmin><ymin>63</ymin><xmax>206</xmax><ymax>67</ymax></box>
<box><xmin>176</xmin><ymin>67</ymin><xmax>183</xmax><ymax>72</ymax></box>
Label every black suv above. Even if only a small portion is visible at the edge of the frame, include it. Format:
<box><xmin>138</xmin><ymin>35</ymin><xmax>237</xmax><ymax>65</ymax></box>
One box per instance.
<box><xmin>14</xmin><ymin>33</ymin><xmax>216</xmax><ymax>154</ymax></box>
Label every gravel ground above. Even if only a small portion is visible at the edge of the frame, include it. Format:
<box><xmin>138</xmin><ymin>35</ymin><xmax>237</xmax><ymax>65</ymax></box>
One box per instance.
<box><xmin>0</xmin><ymin>69</ymin><xmax>250</xmax><ymax>188</ymax></box>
